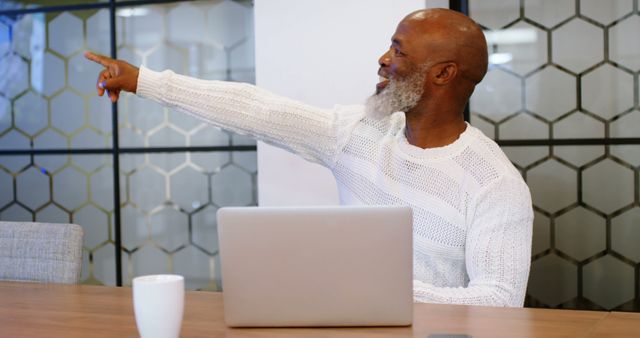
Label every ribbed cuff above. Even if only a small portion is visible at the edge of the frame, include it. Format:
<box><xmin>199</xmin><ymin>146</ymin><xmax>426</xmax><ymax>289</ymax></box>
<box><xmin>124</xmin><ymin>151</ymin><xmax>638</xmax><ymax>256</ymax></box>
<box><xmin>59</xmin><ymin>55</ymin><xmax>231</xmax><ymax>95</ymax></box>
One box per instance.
<box><xmin>136</xmin><ymin>65</ymin><xmax>167</xmax><ymax>103</ymax></box>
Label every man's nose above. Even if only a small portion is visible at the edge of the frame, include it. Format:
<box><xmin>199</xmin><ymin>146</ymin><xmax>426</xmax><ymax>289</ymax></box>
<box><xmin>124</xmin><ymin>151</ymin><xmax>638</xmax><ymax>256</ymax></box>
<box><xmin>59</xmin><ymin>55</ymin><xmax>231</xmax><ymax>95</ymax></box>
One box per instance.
<box><xmin>378</xmin><ymin>50</ymin><xmax>391</xmax><ymax>67</ymax></box>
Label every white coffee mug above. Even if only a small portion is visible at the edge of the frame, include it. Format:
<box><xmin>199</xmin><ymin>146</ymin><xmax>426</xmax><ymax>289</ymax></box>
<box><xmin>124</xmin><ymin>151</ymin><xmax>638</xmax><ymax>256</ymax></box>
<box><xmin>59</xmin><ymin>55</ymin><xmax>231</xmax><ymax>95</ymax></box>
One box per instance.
<box><xmin>133</xmin><ymin>274</ymin><xmax>185</xmax><ymax>338</ymax></box>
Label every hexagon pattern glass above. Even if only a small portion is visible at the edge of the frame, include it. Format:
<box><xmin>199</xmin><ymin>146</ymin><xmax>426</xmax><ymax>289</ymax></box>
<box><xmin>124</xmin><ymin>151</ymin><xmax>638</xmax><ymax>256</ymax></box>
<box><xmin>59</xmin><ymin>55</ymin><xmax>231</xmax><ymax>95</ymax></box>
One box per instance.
<box><xmin>470</xmin><ymin>0</ymin><xmax>640</xmax><ymax>311</ymax></box>
<box><xmin>0</xmin><ymin>1</ymin><xmax>256</xmax><ymax>291</ymax></box>
<box><xmin>0</xmin><ymin>155</ymin><xmax>115</xmax><ymax>285</ymax></box>
<box><xmin>120</xmin><ymin>153</ymin><xmax>257</xmax><ymax>287</ymax></box>
<box><xmin>0</xmin><ymin>10</ymin><xmax>112</xmax><ymax>150</ymax></box>
<box><xmin>116</xmin><ymin>0</ymin><xmax>256</xmax><ymax>148</ymax></box>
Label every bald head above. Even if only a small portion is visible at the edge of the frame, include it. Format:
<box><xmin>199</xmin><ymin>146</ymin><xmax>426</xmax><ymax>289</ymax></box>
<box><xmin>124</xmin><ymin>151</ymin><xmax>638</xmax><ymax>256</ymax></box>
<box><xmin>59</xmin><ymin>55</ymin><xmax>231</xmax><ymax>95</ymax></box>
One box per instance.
<box><xmin>371</xmin><ymin>8</ymin><xmax>489</xmax><ymax>118</ymax></box>
<box><xmin>402</xmin><ymin>8</ymin><xmax>488</xmax><ymax>84</ymax></box>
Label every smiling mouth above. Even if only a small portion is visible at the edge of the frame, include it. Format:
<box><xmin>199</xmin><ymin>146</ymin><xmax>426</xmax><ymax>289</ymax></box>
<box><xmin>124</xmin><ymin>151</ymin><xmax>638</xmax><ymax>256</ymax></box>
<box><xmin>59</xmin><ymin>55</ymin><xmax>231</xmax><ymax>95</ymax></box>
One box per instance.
<box><xmin>376</xmin><ymin>76</ymin><xmax>389</xmax><ymax>94</ymax></box>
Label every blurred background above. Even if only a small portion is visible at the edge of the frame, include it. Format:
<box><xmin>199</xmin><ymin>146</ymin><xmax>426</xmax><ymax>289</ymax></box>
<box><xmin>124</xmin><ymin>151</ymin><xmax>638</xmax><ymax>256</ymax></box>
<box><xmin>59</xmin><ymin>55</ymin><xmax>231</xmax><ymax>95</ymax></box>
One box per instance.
<box><xmin>0</xmin><ymin>0</ymin><xmax>638</xmax><ymax>312</ymax></box>
<box><xmin>0</xmin><ymin>0</ymin><xmax>256</xmax><ymax>291</ymax></box>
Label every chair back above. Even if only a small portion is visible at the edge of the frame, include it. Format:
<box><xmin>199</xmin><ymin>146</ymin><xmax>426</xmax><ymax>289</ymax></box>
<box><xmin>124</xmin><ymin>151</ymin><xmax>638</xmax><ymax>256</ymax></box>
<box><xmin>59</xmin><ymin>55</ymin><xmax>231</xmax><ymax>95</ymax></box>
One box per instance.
<box><xmin>0</xmin><ymin>221</ymin><xmax>84</xmax><ymax>284</ymax></box>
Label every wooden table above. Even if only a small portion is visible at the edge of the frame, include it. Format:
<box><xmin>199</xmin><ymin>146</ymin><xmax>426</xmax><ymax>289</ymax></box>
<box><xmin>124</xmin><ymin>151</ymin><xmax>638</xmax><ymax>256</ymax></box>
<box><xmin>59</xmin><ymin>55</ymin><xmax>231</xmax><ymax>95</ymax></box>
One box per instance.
<box><xmin>0</xmin><ymin>281</ymin><xmax>637</xmax><ymax>338</ymax></box>
<box><xmin>588</xmin><ymin>311</ymin><xmax>640</xmax><ymax>338</ymax></box>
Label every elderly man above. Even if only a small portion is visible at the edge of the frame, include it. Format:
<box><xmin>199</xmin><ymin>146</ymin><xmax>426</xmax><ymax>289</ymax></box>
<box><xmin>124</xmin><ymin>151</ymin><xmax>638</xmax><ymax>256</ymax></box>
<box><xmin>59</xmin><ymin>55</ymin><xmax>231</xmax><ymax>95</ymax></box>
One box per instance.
<box><xmin>86</xmin><ymin>8</ymin><xmax>533</xmax><ymax>307</ymax></box>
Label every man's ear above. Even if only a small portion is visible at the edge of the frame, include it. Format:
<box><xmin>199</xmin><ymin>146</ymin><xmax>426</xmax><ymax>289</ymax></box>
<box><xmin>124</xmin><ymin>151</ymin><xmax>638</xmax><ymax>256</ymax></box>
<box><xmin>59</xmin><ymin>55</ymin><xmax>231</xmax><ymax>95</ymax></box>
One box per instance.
<box><xmin>431</xmin><ymin>62</ymin><xmax>458</xmax><ymax>85</ymax></box>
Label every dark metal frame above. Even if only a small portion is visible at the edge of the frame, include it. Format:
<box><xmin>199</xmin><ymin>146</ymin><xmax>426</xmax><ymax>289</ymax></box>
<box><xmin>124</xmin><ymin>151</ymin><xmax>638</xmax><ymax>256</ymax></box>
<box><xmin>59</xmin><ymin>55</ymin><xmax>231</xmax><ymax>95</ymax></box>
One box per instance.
<box><xmin>0</xmin><ymin>0</ymin><xmax>257</xmax><ymax>286</ymax></box>
<box><xmin>449</xmin><ymin>0</ymin><xmax>470</xmax><ymax>122</ymax></box>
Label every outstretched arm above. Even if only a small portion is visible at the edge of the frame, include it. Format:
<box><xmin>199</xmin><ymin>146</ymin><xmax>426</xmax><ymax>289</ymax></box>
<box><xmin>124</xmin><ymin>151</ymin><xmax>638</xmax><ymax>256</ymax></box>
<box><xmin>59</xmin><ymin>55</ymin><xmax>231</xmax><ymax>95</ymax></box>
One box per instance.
<box><xmin>414</xmin><ymin>176</ymin><xmax>533</xmax><ymax>307</ymax></box>
<box><xmin>84</xmin><ymin>52</ymin><xmax>364</xmax><ymax>167</ymax></box>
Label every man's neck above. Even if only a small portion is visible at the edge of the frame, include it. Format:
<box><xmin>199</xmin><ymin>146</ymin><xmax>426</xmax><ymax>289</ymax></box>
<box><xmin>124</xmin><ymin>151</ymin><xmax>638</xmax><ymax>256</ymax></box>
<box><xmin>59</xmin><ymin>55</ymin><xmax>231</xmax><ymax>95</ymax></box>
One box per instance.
<box><xmin>404</xmin><ymin>104</ymin><xmax>467</xmax><ymax>149</ymax></box>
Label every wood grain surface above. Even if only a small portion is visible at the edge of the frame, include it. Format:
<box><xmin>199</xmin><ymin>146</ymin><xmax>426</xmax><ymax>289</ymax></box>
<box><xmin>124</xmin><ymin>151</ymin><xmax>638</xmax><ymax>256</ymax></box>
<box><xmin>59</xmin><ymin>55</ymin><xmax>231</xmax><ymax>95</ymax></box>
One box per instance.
<box><xmin>0</xmin><ymin>281</ymin><xmax>627</xmax><ymax>338</ymax></box>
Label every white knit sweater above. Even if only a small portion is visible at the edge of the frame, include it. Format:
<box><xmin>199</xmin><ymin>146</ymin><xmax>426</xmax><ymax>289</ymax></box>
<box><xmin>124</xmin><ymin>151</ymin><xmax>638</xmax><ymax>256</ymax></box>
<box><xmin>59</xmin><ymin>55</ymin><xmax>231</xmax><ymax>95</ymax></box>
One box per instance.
<box><xmin>137</xmin><ymin>66</ymin><xmax>534</xmax><ymax>307</ymax></box>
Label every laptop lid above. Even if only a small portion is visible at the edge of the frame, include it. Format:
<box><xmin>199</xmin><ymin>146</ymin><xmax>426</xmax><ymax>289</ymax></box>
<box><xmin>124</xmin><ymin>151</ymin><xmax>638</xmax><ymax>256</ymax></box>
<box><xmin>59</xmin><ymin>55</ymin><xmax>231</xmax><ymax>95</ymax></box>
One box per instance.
<box><xmin>217</xmin><ymin>205</ymin><xmax>413</xmax><ymax>327</ymax></box>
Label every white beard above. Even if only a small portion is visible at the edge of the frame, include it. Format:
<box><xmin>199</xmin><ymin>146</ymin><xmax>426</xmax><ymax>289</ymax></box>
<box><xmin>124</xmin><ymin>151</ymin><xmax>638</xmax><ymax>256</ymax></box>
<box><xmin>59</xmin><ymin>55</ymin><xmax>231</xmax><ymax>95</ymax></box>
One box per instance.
<box><xmin>364</xmin><ymin>67</ymin><xmax>427</xmax><ymax>120</ymax></box>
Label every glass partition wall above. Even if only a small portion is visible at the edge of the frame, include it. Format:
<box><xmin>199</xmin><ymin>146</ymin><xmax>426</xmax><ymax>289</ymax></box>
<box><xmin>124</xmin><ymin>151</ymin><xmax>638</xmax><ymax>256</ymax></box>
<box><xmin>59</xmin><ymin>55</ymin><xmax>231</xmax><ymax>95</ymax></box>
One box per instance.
<box><xmin>468</xmin><ymin>0</ymin><xmax>640</xmax><ymax>311</ymax></box>
<box><xmin>0</xmin><ymin>0</ymin><xmax>256</xmax><ymax>290</ymax></box>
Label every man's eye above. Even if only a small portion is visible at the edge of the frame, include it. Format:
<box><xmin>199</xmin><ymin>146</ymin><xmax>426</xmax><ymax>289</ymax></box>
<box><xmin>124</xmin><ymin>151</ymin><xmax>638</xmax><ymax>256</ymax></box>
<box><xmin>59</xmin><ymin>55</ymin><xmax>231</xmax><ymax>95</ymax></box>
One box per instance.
<box><xmin>394</xmin><ymin>48</ymin><xmax>405</xmax><ymax>56</ymax></box>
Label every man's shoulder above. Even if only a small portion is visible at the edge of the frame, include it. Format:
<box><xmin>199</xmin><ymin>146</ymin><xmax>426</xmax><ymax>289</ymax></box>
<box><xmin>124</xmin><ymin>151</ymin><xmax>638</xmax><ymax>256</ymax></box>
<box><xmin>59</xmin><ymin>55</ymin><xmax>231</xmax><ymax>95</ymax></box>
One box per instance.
<box><xmin>464</xmin><ymin>129</ymin><xmax>531</xmax><ymax>205</ymax></box>
<box><xmin>462</xmin><ymin>125</ymin><xmax>525</xmax><ymax>185</ymax></box>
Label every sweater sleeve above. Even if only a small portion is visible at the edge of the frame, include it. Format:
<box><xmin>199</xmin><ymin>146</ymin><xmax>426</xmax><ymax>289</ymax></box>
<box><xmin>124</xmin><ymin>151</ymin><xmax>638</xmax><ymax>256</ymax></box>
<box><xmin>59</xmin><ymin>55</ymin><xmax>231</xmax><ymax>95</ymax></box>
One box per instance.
<box><xmin>136</xmin><ymin>66</ymin><xmax>365</xmax><ymax>168</ymax></box>
<box><xmin>413</xmin><ymin>175</ymin><xmax>533</xmax><ymax>307</ymax></box>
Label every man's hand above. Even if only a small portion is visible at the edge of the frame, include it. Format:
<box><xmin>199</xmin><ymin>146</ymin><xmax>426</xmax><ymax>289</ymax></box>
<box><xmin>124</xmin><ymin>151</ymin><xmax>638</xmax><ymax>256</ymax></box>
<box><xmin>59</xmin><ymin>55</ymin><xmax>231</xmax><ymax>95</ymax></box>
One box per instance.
<box><xmin>84</xmin><ymin>51</ymin><xmax>140</xmax><ymax>103</ymax></box>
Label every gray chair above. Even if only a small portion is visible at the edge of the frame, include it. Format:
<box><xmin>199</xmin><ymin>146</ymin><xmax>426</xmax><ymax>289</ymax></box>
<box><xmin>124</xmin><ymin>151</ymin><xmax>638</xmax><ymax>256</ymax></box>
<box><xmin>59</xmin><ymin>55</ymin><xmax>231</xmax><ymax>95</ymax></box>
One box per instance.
<box><xmin>0</xmin><ymin>221</ymin><xmax>84</xmax><ymax>284</ymax></box>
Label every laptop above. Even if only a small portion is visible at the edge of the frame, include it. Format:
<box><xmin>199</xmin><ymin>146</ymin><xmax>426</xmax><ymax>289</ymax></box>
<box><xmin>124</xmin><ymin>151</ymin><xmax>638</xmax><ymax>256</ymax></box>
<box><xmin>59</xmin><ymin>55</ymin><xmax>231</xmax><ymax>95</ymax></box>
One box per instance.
<box><xmin>217</xmin><ymin>205</ymin><xmax>413</xmax><ymax>327</ymax></box>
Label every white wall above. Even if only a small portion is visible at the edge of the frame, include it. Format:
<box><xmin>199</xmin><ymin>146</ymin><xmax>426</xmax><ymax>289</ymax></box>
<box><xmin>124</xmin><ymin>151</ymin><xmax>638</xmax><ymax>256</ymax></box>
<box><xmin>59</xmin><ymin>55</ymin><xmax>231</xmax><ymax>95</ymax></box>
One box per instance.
<box><xmin>254</xmin><ymin>0</ymin><xmax>448</xmax><ymax>206</ymax></box>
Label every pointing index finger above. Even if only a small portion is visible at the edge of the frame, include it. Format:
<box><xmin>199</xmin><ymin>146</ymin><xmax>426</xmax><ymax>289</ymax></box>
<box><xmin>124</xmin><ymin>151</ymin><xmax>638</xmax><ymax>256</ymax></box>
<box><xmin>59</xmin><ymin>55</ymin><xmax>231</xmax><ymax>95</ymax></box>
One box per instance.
<box><xmin>84</xmin><ymin>51</ymin><xmax>113</xmax><ymax>67</ymax></box>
